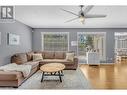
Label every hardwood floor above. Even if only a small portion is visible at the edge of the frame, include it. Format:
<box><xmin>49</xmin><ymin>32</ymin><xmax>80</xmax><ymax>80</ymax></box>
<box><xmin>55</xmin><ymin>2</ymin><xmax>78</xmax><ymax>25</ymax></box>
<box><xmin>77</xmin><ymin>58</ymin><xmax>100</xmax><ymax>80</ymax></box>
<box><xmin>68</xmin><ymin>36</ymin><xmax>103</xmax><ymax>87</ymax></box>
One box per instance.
<box><xmin>79</xmin><ymin>62</ymin><xmax>127</xmax><ymax>89</ymax></box>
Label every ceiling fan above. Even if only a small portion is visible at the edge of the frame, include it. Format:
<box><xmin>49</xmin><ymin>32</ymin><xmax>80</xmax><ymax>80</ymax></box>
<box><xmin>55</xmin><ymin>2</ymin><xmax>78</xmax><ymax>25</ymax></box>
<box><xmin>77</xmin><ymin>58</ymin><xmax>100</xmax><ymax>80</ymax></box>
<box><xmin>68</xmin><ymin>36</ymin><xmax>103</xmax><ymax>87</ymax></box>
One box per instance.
<box><xmin>61</xmin><ymin>5</ymin><xmax>107</xmax><ymax>24</ymax></box>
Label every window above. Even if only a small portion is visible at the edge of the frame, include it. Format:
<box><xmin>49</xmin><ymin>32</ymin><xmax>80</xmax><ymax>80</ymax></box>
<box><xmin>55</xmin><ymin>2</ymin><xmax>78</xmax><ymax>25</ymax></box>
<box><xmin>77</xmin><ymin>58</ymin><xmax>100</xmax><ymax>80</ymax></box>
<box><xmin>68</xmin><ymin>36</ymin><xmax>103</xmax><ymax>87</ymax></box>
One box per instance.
<box><xmin>115</xmin><ymin>32</ymin><xmax>127</xmax><ymax>55</ymax></box>
<box><xmin>42</xmin><ymin>32</ymin><xmax>69</xmax><ymax>51</ymax></box>
<box><xmin>115</xmin><ymin>32</ymin><xmax>127</xmax><ymax>49</ymax></box>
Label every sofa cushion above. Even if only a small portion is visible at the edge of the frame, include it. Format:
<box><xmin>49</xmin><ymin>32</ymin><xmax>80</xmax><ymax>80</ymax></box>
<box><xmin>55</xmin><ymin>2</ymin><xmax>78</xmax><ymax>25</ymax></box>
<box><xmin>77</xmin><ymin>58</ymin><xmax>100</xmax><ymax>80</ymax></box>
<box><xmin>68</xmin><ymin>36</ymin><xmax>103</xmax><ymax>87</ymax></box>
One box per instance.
<box><xmin>11</xmin><ymin>53</ymin><xmax>27</xmax><ymax>65</ymax></box>
<box><xmin>26</xmin><ymin>52</ymin><xmax>34</xmax><ymax>61</ymax></box>
<box><xmin>33</xmin><ymin>54</ymin><xmax>43</xmax><ymax>61</ymax></box>
<box><xmin>54</xmin><ymin>52</ymin><xmax>65</xmax><ymax>59</ymax></box>
<box><xmin>24</xmin><ymin>61</ymin><xmax>39</xmax><ymax>69</ymax></box>
<box><xmin>44</xmin><ymin>51</ymin><xmax>54</xmax><ymax>59</ymax></box>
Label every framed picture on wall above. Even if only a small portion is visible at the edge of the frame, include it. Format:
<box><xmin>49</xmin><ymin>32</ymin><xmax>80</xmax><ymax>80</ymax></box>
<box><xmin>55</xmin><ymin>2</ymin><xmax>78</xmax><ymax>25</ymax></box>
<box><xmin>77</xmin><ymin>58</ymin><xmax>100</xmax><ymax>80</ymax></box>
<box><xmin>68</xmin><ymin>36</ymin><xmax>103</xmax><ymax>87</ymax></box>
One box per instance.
<box><xmin>8</xmin><ymin>33</ymin><xmax>20</xmax><ymax>45</ymax></box>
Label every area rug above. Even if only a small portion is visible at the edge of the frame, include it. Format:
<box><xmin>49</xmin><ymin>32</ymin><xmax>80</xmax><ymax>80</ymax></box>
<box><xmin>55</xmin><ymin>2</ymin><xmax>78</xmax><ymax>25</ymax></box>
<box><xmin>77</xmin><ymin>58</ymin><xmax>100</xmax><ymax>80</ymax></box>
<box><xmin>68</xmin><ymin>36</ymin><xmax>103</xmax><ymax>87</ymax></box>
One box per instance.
<box><xmin>0</xmin><ymin>68</ymin><xmax>91</xmax><ymax>89</ymax></box>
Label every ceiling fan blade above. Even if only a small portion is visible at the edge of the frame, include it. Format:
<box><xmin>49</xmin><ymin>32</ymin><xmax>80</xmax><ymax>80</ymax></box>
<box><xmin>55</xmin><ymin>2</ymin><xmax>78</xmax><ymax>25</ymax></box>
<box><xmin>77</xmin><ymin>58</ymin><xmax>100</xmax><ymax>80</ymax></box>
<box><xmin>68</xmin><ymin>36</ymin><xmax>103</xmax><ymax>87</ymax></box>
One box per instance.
<box><xmin>65</xmin><ymin>17</ymin><xmax>79</xmax><ymax>23</ymax></box>
<box><xmin>84</xmin><ymin>5</ymin><xmax>94</xmax><ymax>14</ymax></box>
<box><xmin>61</xmin><ymin>8</ymin><xmax>79</xmax><ymax>16</ymax></box>
<box><xmin>85</xmin><ymin>14</ymin><xmax>107</xmax><ymax>18</ymax></box>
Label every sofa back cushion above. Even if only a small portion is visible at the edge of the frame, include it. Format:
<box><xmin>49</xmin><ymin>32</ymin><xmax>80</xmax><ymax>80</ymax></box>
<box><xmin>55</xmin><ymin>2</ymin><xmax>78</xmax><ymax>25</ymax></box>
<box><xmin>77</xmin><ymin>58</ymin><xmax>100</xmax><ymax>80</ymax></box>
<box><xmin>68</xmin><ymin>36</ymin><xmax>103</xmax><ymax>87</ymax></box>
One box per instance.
<box><xmin>44</xmin><ymin>51</ymin><xmax>54</xmax><ymax>59</ymax></box>
<box><xmin>26</xmin><ymin>52</ymin><xmax>34</xmax><ymax>61</ymax></box>
<box><xmin>11</xmin><ymin>53</ymin><xmax>27</xmax><ymax>64</ymax></box>
<box><xmin>54</xmin><ymin>52</ymin><xmax>65</xmax><ymax>59</ymax></box>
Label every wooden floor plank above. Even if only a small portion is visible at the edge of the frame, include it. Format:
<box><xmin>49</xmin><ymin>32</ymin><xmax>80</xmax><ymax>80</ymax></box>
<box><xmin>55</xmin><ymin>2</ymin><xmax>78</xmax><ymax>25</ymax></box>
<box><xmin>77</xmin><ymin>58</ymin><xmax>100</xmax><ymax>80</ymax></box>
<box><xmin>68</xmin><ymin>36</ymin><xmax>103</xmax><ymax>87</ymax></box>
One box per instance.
<box><xmin>79</xmin><ymin>62</ymin><xmax>127</xmax><ymax>89</ymax></box>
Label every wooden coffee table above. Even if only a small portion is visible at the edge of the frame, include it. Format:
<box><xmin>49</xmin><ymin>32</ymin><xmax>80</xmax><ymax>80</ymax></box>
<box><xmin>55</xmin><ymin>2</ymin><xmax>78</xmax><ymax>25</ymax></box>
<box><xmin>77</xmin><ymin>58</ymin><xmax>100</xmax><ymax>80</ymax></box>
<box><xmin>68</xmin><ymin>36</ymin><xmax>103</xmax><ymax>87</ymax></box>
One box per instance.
<box><xmin>40</xmin><ymin>63</ymin><xmax>65</xmax><ymax>82</ymax></box>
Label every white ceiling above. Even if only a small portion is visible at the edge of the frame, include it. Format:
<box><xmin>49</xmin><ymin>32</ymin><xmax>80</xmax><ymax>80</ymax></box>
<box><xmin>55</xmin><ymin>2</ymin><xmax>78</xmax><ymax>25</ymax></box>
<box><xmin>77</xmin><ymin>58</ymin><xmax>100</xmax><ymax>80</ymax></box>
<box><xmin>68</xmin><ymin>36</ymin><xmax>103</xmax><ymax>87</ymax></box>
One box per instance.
<box><xmin>15</xmin><ymin>6</ymin><xmax>127</xmax><ymax>28</ymax></box>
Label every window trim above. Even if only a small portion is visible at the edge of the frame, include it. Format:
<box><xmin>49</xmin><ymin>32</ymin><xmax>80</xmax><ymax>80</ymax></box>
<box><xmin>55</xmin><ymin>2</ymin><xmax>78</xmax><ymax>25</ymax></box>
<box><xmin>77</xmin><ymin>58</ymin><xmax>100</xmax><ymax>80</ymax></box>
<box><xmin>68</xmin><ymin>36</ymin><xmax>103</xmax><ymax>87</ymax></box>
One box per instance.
<box><xmin>41</xmin><ymin>32</ymin><xmax>69</xmax><ymax>51</ymax></box>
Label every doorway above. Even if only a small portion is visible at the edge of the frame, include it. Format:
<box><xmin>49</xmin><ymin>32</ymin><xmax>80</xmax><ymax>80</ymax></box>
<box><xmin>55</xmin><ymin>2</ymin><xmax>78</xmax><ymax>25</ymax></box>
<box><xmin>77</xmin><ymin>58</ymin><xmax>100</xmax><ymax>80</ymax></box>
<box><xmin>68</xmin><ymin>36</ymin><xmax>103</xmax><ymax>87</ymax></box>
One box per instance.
<box><xmin>77</xmin><ymin>32</ymin><xmax>106</xmax><ymax>64</ymax></box>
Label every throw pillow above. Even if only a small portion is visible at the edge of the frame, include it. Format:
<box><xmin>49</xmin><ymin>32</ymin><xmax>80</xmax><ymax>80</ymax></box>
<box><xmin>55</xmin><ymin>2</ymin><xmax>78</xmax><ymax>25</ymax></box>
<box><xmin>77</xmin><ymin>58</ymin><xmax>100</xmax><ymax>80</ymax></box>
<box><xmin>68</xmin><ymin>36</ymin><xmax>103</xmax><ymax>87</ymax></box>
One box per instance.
<box><xmin>66</xmin><ymin>53</ymin><xmax>74</xmax><ymax>61</ymax></box>
<box><xmin>33</xmin><ymin>54</ymin><xmax>43</xmax><ymax>61</ymax></box>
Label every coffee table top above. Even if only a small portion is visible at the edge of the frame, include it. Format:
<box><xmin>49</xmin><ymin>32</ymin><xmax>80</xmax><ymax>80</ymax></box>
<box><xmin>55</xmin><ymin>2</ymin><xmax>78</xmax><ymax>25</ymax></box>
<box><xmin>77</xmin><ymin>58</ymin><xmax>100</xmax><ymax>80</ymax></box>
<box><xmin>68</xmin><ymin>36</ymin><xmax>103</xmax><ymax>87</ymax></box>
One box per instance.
<box><xmin>40</xmin><ymin>63</ymin><xmax>65</xmax><ymax>73</ymax></box>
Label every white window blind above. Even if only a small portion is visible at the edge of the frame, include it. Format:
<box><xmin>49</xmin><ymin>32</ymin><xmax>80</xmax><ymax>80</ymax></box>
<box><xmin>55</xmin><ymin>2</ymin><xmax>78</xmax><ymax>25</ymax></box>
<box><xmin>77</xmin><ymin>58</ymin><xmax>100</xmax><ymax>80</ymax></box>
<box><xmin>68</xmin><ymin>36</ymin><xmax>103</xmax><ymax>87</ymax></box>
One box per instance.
<box><xmin>42</xmin><ymin>32</ymin><xmax>69</xmax><ymax>51</ymax></box>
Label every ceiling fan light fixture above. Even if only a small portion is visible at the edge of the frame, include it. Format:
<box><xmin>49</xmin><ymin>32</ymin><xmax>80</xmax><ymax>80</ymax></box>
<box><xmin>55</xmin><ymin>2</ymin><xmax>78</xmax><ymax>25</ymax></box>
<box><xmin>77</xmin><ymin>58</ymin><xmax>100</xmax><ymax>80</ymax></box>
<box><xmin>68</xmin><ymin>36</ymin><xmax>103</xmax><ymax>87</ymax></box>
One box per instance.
<box><xmin>79</xmin><ymin>16</ymin><xmax>85</xmax><ymax>24</ymax></box>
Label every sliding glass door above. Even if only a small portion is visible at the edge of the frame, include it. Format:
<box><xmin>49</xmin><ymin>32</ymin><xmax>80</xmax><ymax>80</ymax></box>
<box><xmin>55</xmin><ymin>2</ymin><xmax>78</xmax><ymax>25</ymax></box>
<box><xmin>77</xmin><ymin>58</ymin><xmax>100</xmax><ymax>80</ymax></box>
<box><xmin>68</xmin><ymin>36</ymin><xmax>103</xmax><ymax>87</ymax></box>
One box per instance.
<box><xmin>77</xmin><ymin>32</ymin><xmax>106</xmax><ymax>61</ymax></box>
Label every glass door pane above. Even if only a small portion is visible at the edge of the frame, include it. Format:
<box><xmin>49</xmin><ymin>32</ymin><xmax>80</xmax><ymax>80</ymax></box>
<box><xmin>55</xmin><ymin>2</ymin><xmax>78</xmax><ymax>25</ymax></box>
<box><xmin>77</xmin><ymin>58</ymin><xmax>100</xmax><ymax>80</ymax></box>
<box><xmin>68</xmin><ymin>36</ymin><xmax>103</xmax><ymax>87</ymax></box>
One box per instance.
<box><xmin>78</xmin><ymin>32</ymin><xmax>106</xmax><ymax>62</ymax></box>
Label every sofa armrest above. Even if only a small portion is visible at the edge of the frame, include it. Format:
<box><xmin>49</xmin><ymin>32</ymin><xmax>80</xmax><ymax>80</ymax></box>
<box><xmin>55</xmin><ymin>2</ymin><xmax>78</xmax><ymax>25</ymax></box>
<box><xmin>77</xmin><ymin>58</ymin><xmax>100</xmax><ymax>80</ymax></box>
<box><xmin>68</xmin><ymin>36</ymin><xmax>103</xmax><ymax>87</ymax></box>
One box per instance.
<box><xmin>74</xmin><ymin>56</ymin><xmax>78</xmax><ymax>61</ymax></box>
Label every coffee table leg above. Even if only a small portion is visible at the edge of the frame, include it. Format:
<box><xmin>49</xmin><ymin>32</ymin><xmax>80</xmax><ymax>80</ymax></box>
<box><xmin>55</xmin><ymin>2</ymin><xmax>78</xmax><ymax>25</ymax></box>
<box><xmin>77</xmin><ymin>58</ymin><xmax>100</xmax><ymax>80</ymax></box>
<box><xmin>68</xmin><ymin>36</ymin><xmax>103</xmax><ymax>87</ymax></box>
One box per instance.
<box><xmin>58</xmin><ymin>71</ymin><xmax>62</xmax><ymax>82</ymax></box>
<box><xmin>61</xmin><ymin>70</ymin><xmax>63</xmax><ymax>74</ymax></box>
<box><xmin>41</xmin><ymin>72</ymin><xmax>45</xmax><ymax>82</ymax></box>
